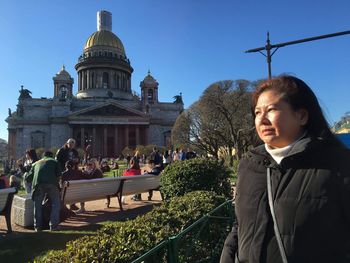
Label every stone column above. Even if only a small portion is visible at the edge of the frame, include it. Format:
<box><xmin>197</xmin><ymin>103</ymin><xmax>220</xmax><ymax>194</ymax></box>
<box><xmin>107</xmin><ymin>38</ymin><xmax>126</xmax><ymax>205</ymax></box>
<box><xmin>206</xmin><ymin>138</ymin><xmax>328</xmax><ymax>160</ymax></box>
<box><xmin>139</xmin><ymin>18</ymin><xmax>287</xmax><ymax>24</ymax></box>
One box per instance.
<box><xmin>80</xmin><ymin>126</ymin><xmax>85</xmax><ymax>148</ymax></box>
<box><xmin>124</xmin><ymin>125</ymin><xmax>129</xmax><ymax>148</ymax></box>
<box><xmin>87</xmin><ymin>70</ymin><xmax>90</xmax><ymax>89</ymax></box>
<box><xmin>144</xmin><ymin>126</ymin><xmax>149</xmax><ymax>145</ymax></box>
<box><xmin>135</xmin><ymin>125</ymin><xmax>140</xmax><ymax>146</ymax></box>
<box><xmin>78</xmin><ymin>72</ymin><xmax>81</xmax><ymax>91</ymax></box>
<box><xmin>82</xmin><ymin>71</ymin><xmax>86</xmax><ymax>90</ymax></box>
<box><xmin>109</xmin><ymin>70</ymin><xmax>112</xmax><ymax>89</ymax></box>
<box><xmin>114</xmin><ymin>125</ymin><xmax>119</xmax><ymax>154</ymax></box>
<box><xmin>103</xmin><ymin>125</ymin><xmax>107</xmax><ymax>157</ymax></box>
<box><xmin>92</xmin><ymin>126</ymin><xmax>96</xmax><ymax>157</ymax></box>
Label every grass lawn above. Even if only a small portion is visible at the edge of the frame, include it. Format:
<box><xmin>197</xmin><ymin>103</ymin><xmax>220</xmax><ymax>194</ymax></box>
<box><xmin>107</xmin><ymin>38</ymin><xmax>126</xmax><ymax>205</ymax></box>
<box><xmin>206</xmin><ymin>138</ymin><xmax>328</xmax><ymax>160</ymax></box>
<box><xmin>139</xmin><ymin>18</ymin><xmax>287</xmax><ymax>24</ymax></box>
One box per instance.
<box><xmin>103</xmin><ymin>167</ymin><xmax>126</xmax><ymax>177</ymax></box>
<box><xmin>0</xmin><ymin>223</ymin><xmax>106</xmax><ymax>263</ymax></box>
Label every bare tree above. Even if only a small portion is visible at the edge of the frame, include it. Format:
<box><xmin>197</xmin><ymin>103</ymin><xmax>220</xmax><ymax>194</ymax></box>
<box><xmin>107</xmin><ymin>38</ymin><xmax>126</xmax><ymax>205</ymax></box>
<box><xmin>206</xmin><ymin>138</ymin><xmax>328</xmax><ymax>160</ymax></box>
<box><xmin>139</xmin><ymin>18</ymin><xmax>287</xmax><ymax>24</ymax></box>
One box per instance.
<box><xmin>172</xmin><ymin>79</ymin><xmax>257</xmax><ymax>164</ymax></box>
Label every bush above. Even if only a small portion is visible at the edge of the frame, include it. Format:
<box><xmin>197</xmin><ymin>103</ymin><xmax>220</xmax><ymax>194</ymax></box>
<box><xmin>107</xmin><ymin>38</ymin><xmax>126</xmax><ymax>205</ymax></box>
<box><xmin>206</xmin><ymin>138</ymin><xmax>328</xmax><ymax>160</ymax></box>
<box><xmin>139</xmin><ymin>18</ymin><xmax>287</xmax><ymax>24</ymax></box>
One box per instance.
<box><xmin>36</xmin><ymin>191</ymin><xmax>227</xmax><ymax>263</ymax></box>
<box><xmin>160</xmin><ymin>158</ymin><xmax>232</xmax><ymax>200</ymax></box>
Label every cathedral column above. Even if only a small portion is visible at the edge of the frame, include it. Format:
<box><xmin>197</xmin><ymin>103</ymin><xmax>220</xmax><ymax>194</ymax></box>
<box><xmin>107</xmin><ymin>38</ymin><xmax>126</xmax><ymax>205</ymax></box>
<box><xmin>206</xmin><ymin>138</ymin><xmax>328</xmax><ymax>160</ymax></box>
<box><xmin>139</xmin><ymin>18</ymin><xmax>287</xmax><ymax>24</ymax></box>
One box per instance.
<box><xmin>86</xmin><ymin>70</ymin><xmax>91</xmax><ymax>89</ymax></box>
<box><xmin>109</xmin><ymin>70</ymin><xmax>113</xmax><ymax>89</ymax></box>
<box><xmin>135</xmin><ymin>125</ymin><xmax>140</xmax><ymax>146</ymax></box>
<box><xmin>80</xmin><ymin>126</ymin><xmax>85</xmax><ymax>148</ymax></box>
<box><xmin>80</xmin><ymin>72</ymin><xmax>82</xmax><ymax>91</ymax></box>
<box><xmin>124</xmin><ymin>125</ymin><xmax>129</xmax><ymax>148</ymax></box>
<box><xmin>92</xmin><ymin>126</ymin><xmax>96</xmax><ymax>157</ymax></box>
<box><xmin>78</xmin><ymin>72</ymin><xmax>80</xmax><ymax>91</ymax></box>
<box><xmin>103</xmin><ymin>125</ymin><xmax>107</xmax><ymax>157</ymax></box>
<box><xmin>144</xmin><ymin>126</ymin><xmax>149</xmax><ymax>145</ymax></box>
<box><xmin>82</xmin><ymin>71</ymin><xmax>86</xmax><ymax>90</ymax></box>
<box><xmin>114</xmin><ymin>125</ymin><xmax>119</xmax><ymax>154</ymax></box>
<box><xmin>91</xmin><ymin>70</ymin><xmax>96</xmax><ymax>89</ymax></box>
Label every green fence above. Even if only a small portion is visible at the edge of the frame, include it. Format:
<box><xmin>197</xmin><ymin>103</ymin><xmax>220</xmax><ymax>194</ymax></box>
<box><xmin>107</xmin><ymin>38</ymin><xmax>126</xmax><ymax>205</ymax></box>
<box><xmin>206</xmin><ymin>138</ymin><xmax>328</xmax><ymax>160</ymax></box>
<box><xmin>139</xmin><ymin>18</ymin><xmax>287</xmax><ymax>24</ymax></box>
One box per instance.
<box><xmin>113</xmin><ymin>168</ymin><xmax>125</xmax><ymax>177</ymax></box>
<box><xmin>131</xmin><ymin>199</ymin><xmax>234</xmax><ymax>263</ymax></box>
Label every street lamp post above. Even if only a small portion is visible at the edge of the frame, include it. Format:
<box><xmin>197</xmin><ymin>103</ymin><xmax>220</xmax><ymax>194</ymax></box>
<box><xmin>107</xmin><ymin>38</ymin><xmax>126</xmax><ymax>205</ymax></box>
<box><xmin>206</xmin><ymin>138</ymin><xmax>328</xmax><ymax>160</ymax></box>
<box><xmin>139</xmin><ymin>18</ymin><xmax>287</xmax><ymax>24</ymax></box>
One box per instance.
<box><xmin>245</xmin><ymin>30</ymin><xmax>350</xmax><ymax>79</ymax></box>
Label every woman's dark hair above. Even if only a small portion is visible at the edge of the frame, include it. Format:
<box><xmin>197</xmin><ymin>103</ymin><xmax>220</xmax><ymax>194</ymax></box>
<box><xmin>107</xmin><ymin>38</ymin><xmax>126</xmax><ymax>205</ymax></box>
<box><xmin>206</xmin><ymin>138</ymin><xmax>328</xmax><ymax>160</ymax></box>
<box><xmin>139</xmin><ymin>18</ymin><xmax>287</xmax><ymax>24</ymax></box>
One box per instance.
<box><xmin>252</xmin><ymin>75</ymin><xmax>336</xmax><ymax>140</ymax></box>
<box><xmin>130</xmin><ymin>157</ymin><xmax>140</xmax><ymax>170</ymax></box>
<box><xmin>26</xmin><ymin>148</ymin><xmax>38</xmax><ymax>162</ymax></box>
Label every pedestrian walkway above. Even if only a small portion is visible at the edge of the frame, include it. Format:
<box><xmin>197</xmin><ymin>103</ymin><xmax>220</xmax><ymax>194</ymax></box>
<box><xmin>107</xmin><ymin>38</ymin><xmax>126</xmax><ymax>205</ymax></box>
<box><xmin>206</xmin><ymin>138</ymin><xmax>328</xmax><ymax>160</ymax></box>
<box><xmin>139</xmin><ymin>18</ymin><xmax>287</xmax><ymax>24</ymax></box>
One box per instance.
<box><xmin>0</xmin><ymin>192</ymin><xmax>162</xmax><ymax>235</ymax></box>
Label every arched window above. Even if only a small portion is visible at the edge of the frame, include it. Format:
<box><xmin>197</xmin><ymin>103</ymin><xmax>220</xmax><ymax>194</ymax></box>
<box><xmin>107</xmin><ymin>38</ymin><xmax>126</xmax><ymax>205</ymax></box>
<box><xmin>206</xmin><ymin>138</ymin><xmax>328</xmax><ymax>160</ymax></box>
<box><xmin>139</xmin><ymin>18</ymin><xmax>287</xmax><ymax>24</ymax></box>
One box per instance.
<box><xmin>103</xmin><ymin>72</ymin><xmax>109</xmax><ymax>89</ymax></box>
<box><xmin>148</xmin><ymin>89</ymin><xmax>154</xmax><ymax>103</ymax></box>
<box><xmin>60</xmin><ymin>85</ymin><xmax>67</xmax><ymax>99</ymax></box>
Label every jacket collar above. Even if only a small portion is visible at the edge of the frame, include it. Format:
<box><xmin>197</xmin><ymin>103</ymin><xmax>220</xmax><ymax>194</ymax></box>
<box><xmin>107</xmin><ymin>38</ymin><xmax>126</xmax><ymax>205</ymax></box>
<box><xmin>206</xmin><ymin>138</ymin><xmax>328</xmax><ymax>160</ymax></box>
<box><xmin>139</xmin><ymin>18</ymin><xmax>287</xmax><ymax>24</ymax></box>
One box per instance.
<box><xmin>249</xmin><ymin>137</ymin><xmax>313</xmax><ymax>167</ymax></box>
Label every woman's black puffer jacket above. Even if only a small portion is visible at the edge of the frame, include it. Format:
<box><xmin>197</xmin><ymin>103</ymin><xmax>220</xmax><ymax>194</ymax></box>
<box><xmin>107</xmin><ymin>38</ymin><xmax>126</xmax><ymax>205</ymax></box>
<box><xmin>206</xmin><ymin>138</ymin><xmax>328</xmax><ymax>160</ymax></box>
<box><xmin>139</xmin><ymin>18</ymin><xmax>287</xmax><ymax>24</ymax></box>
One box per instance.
<box><xmin>222</xmin><ymin>137</ymin><xmax>350</xmax><ymax>263</ymax></box>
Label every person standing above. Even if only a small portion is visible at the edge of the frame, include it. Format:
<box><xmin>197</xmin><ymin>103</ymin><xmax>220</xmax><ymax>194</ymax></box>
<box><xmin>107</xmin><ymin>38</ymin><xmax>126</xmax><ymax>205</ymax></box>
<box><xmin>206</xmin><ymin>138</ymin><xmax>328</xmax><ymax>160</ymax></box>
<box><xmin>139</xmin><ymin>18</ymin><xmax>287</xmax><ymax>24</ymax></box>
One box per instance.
<box><xmin>220</xmin><ymin>75</ymin><xmax>350</xmax><ymax>263</ymax></box>
<box><xmin>20</xmin><ymin>149</ymin><xmax>39</xmax><ymax>193</ymax></box>
<box><xmin>10</xmin><ymin>149</ymin><xmax>38</xmax><ymax>192</ymax></box>
<box><xmin>56</xmin><ymin>138</ymin><xmax>79</xmax><ymax>171</ymax></box>
<box><xmin>150</xmin><ymin>146</ymin><xmax>162</xmax><ymax>166</ymax></box>
<box><xmin>26</xmin><ymin>151</ymin><xmax>62</xmax><ymax>232</ymax></box>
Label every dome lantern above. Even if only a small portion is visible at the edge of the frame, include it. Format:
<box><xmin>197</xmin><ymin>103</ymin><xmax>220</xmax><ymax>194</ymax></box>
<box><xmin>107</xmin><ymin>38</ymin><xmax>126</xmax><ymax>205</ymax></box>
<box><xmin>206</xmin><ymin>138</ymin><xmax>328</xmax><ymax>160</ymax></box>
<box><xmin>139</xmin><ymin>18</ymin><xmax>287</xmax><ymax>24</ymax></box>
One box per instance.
<box><xmin>97</xmin><ymin>10</ymin><xmax>112</xmax><ymax>31</ymax></box>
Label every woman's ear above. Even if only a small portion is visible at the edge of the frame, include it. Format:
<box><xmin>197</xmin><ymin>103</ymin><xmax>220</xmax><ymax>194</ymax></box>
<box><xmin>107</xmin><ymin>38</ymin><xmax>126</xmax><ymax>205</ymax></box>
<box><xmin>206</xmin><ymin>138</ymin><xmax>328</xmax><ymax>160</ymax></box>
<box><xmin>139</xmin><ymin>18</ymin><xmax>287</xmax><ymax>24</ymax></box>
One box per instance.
<box><xmin>299</xmin><ymin>109</ymin><xmax>309</xmax><ymax>126</ymax></box>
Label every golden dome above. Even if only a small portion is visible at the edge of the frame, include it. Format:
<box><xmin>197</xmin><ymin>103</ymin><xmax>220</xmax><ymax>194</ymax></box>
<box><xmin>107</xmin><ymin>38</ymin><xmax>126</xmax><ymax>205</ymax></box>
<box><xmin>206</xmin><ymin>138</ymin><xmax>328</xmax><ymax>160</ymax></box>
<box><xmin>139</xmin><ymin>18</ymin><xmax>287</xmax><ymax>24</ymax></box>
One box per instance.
<box><xmin>84</xmin><ymin>30</ymin><xmax>125</xmax><ymax>55</ymax></box>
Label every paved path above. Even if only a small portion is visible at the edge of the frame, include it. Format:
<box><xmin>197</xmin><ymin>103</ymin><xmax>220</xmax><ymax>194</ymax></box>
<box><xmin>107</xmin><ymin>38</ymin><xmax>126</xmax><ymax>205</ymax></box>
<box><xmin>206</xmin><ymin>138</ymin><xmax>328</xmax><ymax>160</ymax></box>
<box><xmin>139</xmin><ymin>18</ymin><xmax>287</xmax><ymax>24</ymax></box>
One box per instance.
<box><xmin>0</xmin><ymin>192</ymin><xmax>162</xmax><ymax>236</ymax></box>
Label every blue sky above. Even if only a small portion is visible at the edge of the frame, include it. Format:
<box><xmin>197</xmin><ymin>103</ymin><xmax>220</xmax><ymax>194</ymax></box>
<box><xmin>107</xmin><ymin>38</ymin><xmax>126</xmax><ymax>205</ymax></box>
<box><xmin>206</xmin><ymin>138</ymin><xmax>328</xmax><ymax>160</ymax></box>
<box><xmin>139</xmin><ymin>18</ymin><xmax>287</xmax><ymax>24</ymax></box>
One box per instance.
<box><xmin>0</xmin><ymin>0</ymin><xmax>349</xmax><ymax>141</ymax></box>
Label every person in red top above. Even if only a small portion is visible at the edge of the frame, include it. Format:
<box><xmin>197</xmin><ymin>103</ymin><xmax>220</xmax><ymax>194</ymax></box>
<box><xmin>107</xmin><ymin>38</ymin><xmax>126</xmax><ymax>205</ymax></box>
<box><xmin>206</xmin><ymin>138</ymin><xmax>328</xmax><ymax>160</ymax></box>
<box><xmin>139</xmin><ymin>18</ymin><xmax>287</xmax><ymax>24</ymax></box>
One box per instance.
<box><xmin>123</xmin><ymin>157</ymin><xmax>141</xmax><ymax>176</ymax></box>
<box><xmin>123</xmin><ymin>157</ymin><xmax>142</xmax><ymax>201</ymax></box>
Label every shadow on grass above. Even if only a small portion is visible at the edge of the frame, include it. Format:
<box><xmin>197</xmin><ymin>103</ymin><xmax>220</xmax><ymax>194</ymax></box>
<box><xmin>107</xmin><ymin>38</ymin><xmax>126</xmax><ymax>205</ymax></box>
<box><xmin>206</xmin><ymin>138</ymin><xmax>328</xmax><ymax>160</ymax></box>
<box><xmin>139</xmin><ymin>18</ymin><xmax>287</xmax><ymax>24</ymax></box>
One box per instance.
<box><xmin>0</xmin><ymin>203</ymin><xmax>158</xmax><ymax>263</ymax></box>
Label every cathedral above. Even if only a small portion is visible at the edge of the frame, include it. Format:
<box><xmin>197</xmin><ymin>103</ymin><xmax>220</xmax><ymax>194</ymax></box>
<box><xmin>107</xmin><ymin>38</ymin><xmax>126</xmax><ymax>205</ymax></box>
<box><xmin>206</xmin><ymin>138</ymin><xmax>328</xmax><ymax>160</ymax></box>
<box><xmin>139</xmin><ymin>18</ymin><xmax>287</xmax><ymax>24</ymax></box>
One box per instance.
<box><xmin>6</xmin><ymin>11</ymin><xmax>183</xmax><ymax>159</ymax></box>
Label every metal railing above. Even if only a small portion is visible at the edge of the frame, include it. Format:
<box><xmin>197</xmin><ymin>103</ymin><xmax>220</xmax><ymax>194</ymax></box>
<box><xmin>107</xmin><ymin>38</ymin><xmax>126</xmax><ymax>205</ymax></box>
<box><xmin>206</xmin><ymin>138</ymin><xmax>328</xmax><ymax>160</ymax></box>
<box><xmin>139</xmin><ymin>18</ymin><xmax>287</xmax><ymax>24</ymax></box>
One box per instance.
<box><xmin>131</xmin><ymin>199</ymin><xmax>234</xmax><ymax>263</ymax></box>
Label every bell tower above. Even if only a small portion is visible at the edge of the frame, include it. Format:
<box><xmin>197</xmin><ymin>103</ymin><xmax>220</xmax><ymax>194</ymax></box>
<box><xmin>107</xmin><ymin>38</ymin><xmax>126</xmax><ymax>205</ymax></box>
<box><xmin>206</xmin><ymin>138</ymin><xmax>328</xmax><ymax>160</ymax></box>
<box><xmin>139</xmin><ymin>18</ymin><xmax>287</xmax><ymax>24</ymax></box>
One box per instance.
<box><xmin>53</xmin><ymin>65</ymin><xmax>73</xmax><ymax>99</ymax></box>
<box><xmin>140</xmin><ymin>70</ymin><xmax>159</xmax><ymax>105</ymax></box>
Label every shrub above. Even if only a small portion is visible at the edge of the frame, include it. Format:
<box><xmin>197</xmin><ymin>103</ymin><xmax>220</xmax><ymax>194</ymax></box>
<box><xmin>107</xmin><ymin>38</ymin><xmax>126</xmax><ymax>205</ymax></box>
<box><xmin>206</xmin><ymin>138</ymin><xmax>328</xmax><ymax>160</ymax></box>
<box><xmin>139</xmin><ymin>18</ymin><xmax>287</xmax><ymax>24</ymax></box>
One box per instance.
<box><xmin>160</xmin><ymin>158</ymin><xmax>232</xmax><ymax>200</ymax></box>
<box><xmin>37</xmin><ymin>191</ymin><xmax>228</xmax><ymax>263</ymax></box>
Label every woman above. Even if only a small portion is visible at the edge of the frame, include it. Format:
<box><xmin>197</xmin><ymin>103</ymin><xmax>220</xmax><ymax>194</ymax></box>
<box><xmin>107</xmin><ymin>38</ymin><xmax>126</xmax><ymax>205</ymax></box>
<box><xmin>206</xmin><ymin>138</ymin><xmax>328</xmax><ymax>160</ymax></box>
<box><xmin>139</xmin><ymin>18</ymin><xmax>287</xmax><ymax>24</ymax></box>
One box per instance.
<box><xmin>220</xmin><ymin>75</ymin><xmax>350</xmax><ymax>263</ymax></box>
<box><xmin>124</xmin><ymin>157</ymin><xmax>142</xmax><ymax>201</ymax></box>
<box><xmin>16</xmin><ymin>149</ymin><xmax>38</xmax><ymax>193</ymax></box>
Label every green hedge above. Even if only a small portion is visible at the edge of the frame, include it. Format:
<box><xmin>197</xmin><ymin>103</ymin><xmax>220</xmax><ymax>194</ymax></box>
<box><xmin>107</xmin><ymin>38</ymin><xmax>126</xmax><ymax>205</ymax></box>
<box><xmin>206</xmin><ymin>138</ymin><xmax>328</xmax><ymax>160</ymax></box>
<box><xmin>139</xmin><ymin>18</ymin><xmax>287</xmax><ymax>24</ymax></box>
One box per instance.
<box><xmin>160</xmin><ymin>158</ymin><xmax>232</xmax><ymax>200</ymax></box>
<box><xmin>36</xmin><ymin>191</ymin><xmax>227</xmax><ymax>263</ymax></box>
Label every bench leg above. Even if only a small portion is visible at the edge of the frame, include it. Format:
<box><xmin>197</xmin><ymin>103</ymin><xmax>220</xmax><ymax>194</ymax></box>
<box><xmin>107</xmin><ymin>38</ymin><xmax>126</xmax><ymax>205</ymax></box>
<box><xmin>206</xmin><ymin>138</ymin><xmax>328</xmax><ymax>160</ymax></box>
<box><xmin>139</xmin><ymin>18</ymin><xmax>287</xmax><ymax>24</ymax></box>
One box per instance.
<box><xmin>5</xmin><ymin>212</ymin><xmax>12</xmax><ymax>233</ymax></box>
<box><xmin>106</xmin><ymin>196</ymin><xmax>111</xmax><ymax>208</ymax></box>
<box><xmin>117</xmin><ymin>194</ymin><xmax>123</xmax><ymax>211</ymax></box>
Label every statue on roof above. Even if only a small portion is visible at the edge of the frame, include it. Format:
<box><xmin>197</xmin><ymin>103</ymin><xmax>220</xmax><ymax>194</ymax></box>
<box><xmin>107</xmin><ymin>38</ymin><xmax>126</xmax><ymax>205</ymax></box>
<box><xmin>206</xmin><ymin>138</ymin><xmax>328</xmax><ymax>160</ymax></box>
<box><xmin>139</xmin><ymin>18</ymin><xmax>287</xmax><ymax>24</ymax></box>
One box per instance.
<box><xmin>19</xmin><ymin>85</ymin><xmax>32</xmax><ymax>99</ymax></box>
<box><xmin>173</xmin><ymin>92</ymin><xmax>183</xmax><ymax>104</ymax></box>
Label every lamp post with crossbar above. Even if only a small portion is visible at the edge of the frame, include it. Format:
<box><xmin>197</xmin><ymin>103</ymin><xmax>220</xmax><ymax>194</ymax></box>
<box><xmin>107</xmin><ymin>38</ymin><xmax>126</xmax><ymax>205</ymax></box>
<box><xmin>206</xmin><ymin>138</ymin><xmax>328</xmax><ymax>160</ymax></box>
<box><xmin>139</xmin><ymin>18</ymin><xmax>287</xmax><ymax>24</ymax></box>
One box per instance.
<box><xmin>245</xmin><ymin>30</ymin><xmax>350</xmax><ymax>79</ymax></box>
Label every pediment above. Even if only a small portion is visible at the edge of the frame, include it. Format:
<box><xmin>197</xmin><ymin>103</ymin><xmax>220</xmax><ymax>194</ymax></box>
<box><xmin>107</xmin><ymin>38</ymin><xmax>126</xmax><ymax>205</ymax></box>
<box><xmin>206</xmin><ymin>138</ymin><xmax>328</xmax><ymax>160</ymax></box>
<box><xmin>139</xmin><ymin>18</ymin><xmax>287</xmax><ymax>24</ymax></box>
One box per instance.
<box><xmin>69</xmin><ymin>102</ymin><xmax>146</xmax><ymax>118</ymax></box>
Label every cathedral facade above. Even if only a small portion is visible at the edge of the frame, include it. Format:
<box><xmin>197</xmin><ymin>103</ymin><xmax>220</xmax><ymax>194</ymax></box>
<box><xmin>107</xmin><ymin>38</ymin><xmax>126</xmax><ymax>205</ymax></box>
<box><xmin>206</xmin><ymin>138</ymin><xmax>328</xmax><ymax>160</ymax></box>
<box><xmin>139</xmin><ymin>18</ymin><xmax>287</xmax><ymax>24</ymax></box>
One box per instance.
<box><xmin>6</xmin><ymin>11</ymin><xmax>183</xmax><ymax>159</ymax></box>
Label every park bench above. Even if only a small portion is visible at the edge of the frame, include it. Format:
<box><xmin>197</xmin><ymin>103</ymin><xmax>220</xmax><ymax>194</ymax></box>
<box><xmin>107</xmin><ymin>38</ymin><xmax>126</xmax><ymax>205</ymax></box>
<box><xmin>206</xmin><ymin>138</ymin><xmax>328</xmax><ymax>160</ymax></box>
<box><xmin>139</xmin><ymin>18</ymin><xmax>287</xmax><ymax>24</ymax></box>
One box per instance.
<box><xmin>61</xmin><ymin>174</ymin><xmax>161</xmax><ymax>211</ymax></box>
<box><xmin>0</xmin><ymin>187</ymin><xmax>17</xmax><ymax>233</ymax></box>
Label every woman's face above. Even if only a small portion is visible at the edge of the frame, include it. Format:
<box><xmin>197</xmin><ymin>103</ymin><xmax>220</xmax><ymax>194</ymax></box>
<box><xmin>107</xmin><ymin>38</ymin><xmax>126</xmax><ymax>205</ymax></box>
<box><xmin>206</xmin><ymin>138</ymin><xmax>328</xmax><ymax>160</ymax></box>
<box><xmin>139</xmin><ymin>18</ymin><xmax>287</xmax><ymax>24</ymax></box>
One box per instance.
<box><xmin>254</xmin><ymin>90</ymin><xmax>308</xmax><ymax>148</ymax></box>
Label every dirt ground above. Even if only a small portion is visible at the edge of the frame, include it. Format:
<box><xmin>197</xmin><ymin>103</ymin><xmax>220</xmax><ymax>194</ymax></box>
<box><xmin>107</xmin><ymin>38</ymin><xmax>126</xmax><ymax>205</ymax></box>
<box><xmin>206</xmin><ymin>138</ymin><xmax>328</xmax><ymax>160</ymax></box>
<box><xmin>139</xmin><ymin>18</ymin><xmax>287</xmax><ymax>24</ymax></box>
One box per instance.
<box><xmin>0</xmin><ymin>191</ymin><xmax>162</xmax><ymax>236</ymax></box>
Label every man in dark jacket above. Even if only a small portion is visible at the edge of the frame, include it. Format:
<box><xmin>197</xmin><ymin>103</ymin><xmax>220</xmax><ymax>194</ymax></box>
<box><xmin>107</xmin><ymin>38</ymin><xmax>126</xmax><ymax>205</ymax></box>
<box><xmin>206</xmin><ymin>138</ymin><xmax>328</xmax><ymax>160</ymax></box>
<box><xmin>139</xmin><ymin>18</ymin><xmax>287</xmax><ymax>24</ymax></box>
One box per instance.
<box><xmin>26</xmin><ymin>151</ymin><xmax>61</xmax><ymax>232</ymax></box>
<box><xmin>56</xmin><ymin>138</ymin><xmax>79</xmax><ymax>171</ymax></box>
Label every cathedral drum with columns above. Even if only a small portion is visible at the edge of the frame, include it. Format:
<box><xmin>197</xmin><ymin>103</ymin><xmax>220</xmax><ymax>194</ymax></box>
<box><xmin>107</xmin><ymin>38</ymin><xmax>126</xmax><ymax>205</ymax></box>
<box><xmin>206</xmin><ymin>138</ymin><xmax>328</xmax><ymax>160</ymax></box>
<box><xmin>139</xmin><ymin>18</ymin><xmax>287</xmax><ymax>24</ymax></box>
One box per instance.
<box><xmin>6</xmin><ymin>11</ymin><xmax>183</xmax><ymax>159</ymax></box>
